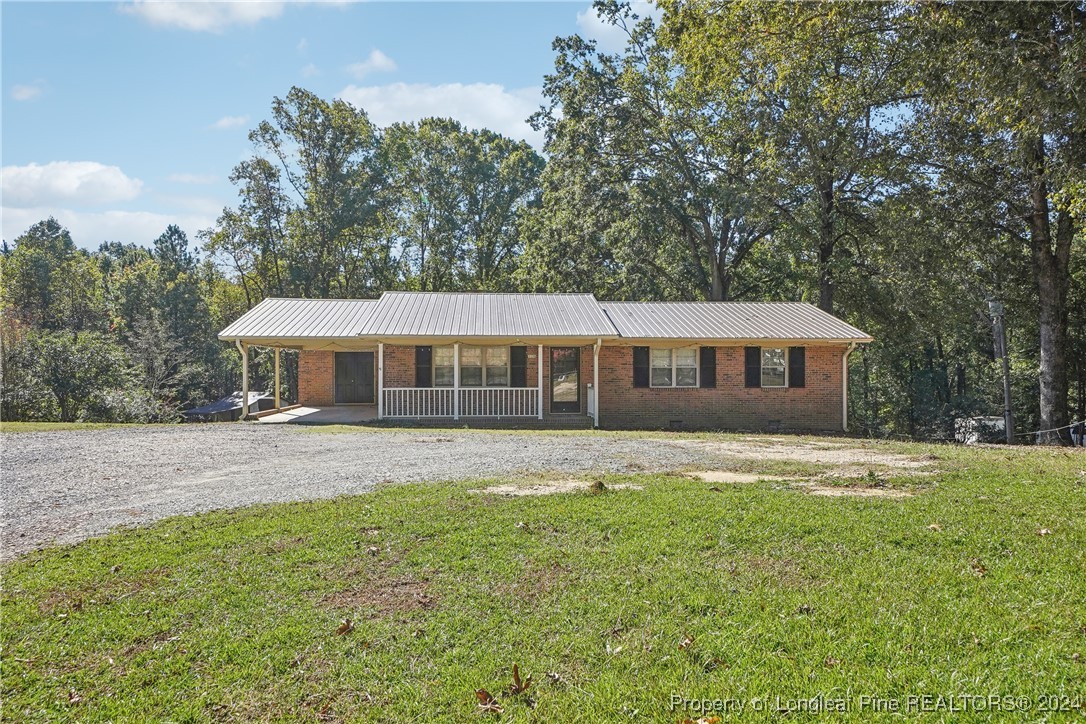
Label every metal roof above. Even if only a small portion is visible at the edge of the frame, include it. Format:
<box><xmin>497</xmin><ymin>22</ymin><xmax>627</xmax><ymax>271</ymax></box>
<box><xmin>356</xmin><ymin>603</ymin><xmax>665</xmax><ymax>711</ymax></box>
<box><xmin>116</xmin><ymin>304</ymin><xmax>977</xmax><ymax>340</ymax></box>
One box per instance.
<box><xmin>218</xmin><ymin>298</ymin><xmax>378</xmax><ymax>339</ymax></box>
<box><xmin>354</xmin><ymin>292</ymin><xmax>619</xmax><ymax>338</ymax></box>
<box><xmin>218</xmin><ymin>294</ymin><xmax>871</xmax><ymax>343</ymax></box>
<box><xmin>599</xmin><ymin>302</ymin><xmax>872</xmax><ymax>342</ymax></box>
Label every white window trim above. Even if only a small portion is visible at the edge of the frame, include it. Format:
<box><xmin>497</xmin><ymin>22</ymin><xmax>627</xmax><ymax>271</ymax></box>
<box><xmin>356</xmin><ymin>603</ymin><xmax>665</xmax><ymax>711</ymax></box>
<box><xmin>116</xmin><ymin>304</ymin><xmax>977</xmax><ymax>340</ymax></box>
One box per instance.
<box><xmin>760</xmin><ymin>347</ymin><xmax>788</xmax><ymax>389</ymax></box>
<box><xmin>433</xmin><ymin>345</ymin><xmax>511</xmax><ymax>388</ymax></box>
<box><xmin>649</xmin><ymin>347</ymin><xmax>700</xmax><ymax>389</ymax></box>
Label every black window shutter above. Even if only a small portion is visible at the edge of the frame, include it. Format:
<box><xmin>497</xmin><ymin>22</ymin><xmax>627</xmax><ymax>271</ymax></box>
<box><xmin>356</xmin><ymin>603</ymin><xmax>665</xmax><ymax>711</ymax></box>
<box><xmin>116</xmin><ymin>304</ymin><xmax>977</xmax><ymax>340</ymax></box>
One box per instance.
<box><xmin>699</xmin><ymin>346</ymin><xmax>716</xmax><ymax>388</ymax></box>
<box><xmin>744</xmin><ymin>347</ymin><xmax>761</xmax><ymax>388</ymax></box>
<box><xmin>633</xmin><ymin>346</ymin><xmax>649</xmax><ymax>388</ymax></box>
<box><xmin>415</xmin><ymin>346</ymin><xmax>432</xmax><ymax>388</ymax></box>
<box><xmin>510</xmin><ymin>346</ymin><xmax>527</xmax><ymax>387</ymax></box>
<box><xmin>788</xmin><ymin>346</ymin><xmax>806</xmax><ymax>388</ymax></box>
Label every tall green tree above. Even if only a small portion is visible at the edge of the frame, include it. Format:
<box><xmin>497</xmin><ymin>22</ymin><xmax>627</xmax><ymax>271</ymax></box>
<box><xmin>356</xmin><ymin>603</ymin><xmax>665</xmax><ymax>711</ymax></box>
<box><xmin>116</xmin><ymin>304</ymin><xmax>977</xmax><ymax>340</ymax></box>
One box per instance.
<box><xmin>661</xmin><ymin>0</ymin><xmax>914</xmax><ymax>312</ymax></box>
<box><xmin>523</xmin><ymin>2</ymin><xmax>775</xmax><ymax>301</ymax></box>
<box><xmin>909</xmin><ymin>1</ymin><xmax>1084</xmax><ymax>443</ymax></box>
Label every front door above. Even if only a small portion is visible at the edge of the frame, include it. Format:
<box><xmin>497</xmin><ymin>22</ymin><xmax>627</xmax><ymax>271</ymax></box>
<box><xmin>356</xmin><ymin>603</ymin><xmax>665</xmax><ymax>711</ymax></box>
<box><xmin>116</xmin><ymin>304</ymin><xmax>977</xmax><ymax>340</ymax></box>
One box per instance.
<box><xmin>550</xmin><ymin>347</ymin><xmax>580</xmax><ymax>414</ymax></box>
<box><xmin>335</xmin><ymin>351</ymin><xmax>374</xmax><ymax>404</ymax></box>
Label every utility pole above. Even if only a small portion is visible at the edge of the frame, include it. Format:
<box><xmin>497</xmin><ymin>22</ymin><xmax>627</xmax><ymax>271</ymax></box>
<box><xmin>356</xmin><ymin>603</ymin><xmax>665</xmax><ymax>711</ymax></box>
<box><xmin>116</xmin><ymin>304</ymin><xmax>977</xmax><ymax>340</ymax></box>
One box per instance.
<box><xmin>988</xmin><ymin>301</ymin><xmax>1014</xmax><ymax>444</ymax></box>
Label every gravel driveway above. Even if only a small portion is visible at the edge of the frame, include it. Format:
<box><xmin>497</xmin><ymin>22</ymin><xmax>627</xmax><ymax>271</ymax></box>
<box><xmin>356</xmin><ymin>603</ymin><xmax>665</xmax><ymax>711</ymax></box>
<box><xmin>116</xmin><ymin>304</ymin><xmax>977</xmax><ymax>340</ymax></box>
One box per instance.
<box><xmin>2</xmin><ymin>426</ymin><xmax>712</xmax><ymax>560</ymax></box>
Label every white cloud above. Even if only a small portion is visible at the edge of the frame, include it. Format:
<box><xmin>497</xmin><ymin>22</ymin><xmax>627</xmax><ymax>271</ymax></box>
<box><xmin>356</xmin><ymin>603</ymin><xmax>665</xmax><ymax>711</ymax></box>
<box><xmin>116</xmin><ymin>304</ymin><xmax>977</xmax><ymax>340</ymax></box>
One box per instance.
<box><xmin>301</xmin><ymin>63</ymin><xmax>320</xmax><ymax>78</ymax></box>
<box><xmin>167</xmin><ymin>173</ymin><xmax>217</xmax><ymax>185</ymax></box>
<box><xmin>2</xmin><ymin>206</ymin><xmax>217</xmax><ymax>248</ymax></box>
<box><xmin>346</xmin><ymin>49</ymin><xmax>397</xmax><ymax>79</ymax></box>
<box><xmin>120</xmin><ymin>1</ymin><xmax>286</xmax><ymax>33</ymax></box>
<box><xmin>297</xmin><ymin>37</ymin><xmax>308</xmax><ymax>53</ymax></box>
<box><xmin>1</xmin><ymin>161</ymin><xmax>143</xmax><ymax>208</ymax></box>
<box><xmin>575</xmin><ymin>1</ymin><xmax>661</xmax><ymax>53</ymax></box>
<box><xmin>210</xmin><ymin>114</ymin><xmax>249</xmax><ymax>130</ymax></box>
<box><xmin>11</xmin><ymin>81</ymin><xmax>45</xmax><ymax>101</ymax></box>
<box><xmin>337</xmin><ymin>82</ymin><xmax>544</xmax><ymax>146</ymax></box>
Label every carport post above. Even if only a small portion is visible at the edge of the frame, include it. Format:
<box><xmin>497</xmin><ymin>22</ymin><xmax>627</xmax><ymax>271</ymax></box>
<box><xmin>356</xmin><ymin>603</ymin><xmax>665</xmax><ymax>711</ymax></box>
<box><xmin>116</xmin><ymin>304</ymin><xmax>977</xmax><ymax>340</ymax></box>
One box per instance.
<box><xmin>453</xmin><ymin>342</ymin><xmax>460</xmax><ymax>420</ymax></box>
<box><xmin>537</xmin><ymin>344</ymin><xmax>543</xmax><ymax>420</ymax></box>
<box><xmin>274</xmin><ymin>347</ymin><xmax>281</xmax><ymax>410</ymax></box>
<box><xmin>377</xmin><ymin>342</ymin><xmax>384</xmax><ymax>420</ymax></box>
<box><xmin>235</xmin><ymin>341</ymin><xmax>249</xmax><ymax>420</ymax></box>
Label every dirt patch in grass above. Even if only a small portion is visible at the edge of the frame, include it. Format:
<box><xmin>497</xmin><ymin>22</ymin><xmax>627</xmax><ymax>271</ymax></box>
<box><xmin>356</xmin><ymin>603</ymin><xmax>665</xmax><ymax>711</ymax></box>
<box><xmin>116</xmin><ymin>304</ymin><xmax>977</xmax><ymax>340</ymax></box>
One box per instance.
<box><xmin>469</xmin><ymin>479</ymin><xmax>643</xmax><ymax>496</ymax></box>
<box><xmin>321</xmin><ymin>575</ymin><xmax>436</xmax><ymax>617</ymax></box>
<box><xmin>38</xmin><ymin>567</ymin><xmax>170</xmax><ymax>614</ymax></box>
<box><xmin>495</xmin><ymin>561</ymin><xmax>573</xmax><ymax>603</ymax></box>
<box><xmin>797</xmin><ymin>483</ymin><xmax>915</xmax><ymax>499</ymax></box>
<box><xmin>669</xmin><ymin>437</ymin><xmax>934</xmax><ymax>474</ymax></box>
<box><xmin>686</xmin><ymin>471</ymin><xmax>791</xmax><ymax>484</ymax></box>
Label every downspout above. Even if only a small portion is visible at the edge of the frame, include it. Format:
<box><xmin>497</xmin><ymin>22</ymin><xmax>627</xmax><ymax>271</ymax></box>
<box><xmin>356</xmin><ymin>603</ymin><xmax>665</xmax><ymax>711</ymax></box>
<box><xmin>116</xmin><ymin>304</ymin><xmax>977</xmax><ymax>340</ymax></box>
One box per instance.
<box><xmin>593</xmin><ymin>338</ymin><xmax>601</xmax><ymax>429</ymax></box>
<box><xmin>842</xmin><ymin>342</ymin><xmax>857</xmax><ymax>432</ymax></box>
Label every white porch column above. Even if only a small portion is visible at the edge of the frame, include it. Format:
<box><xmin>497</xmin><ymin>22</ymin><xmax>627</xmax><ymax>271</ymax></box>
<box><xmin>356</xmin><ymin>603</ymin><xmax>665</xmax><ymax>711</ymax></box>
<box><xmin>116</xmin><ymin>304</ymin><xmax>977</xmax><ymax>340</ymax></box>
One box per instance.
<box><xmin>273</xmin><ymin>347</ymin><xmax>281</xmax><ymax>410</ymax></box>
<box><xmin>593</xmin><ymin>338</ymin><xmax>601</xmax><ymax>429</ymax></box>
<box><xmin>453</xmin><ymin>342</ymin><xmax>461</xmax><ymax>420</ymax></box>
<box><xmin>377</xmin><ymin>342</ymin><xmax>385</xmax><ymax>420</ymax></box>
<box><xmin>236</xmin><ymin>341</ymin><xmax>249</xmax><ymax>420</ymax></box>
<box><xmin>537</xmin><ymin>344</ymin><xmax>544</xmax><ymax>420</ymax></box>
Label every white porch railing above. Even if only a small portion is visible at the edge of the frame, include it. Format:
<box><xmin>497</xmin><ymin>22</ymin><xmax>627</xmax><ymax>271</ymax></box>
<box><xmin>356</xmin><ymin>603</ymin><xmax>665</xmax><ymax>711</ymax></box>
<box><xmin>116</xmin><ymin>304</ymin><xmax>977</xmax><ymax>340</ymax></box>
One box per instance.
<box><xmin>383</xmin><ymin>388</ymin><xmax>455</xmax><ymax>417</ymax></box>
<box><xmin>383</xmin><ymin>387</ymin><xmax>539</xmax><ymax>418</ymax></box>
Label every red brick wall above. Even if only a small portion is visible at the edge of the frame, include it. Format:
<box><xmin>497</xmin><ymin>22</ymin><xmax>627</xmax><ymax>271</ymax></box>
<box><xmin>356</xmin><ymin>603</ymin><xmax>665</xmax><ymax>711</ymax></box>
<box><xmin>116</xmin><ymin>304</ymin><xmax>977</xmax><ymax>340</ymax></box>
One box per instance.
<box><xmin>597</xmin><ymin>345</ymin><xmax>845</xmax><ymax>431</ymax></box>
<box><xmin>299</xmin><ymin>350</ymin><xmax>335</xmax><ymax>406</ymax></box>
<box><xmin>383</xmin><ymin>345</ymin><xmax>415</xmax><ymax>387</ymax></box>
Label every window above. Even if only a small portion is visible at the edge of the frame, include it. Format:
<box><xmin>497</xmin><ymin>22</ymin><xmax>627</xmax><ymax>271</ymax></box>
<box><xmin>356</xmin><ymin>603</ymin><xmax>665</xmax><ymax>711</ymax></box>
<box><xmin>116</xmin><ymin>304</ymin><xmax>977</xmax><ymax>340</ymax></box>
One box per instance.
<box><xmin>650</xmin><ymin>348</ymin><xmax>672</xmax><ymax>386</ymax></box>
<box><xmin>650</xmin><ymin>348</ymin><xmax>698</xmax><ymax>388</ymax></box>
<box><xmin>433</xmin><ymin>346</ymin><xmax>455</xmax><ymax>387</ymax></box>
<box><xmin>485</xmin><ymin>347</ymin><xmax>509</xmax><ymax>387</ymax></box>
<box><xmin>432</xmin><ymin>345</ymin><xmax>510</xmax><ymax>387</ymax></box>
<box><xmin>460</xmin><ymin>346</ymin><xmax>483</xmax><ymax>387</ymax></box>
<box><xmin>761</xmin><ymin>347</ymin><xmax>787</xmax><ymax>387</ymax></box>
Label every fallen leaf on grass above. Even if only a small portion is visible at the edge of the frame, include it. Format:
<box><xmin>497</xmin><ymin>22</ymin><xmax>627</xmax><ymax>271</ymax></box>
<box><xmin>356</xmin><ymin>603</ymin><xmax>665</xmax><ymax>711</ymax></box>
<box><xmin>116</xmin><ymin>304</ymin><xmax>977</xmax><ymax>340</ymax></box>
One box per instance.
<box><xmin>678</xmin><ymin>634</ymin><xmax>695</xmax><ymax>650</ymax></box>
<box><xmin>67</xmin><ymin>690</ymin><xmax>82</xmax><ymax>705</ymax></box>
<box><xmin>681</xmin><ymin>717</ymin><xmax>721</xmax><ymax>724</ymax></box>
<box><xmin>475</xmin><ymin>689</ymin><xmax>503</xmax><ymax>713</ymax></box>
<box><xmin>1038</xmin><ymin>528</ymin><xmax>1052</xmax><ymax>536</ymax></box>
<box><xmin>508</xmin><ymin>663</ymin><xmax>532</xmax><ymax>695</ymax></box>
<box><xmin>708</xmin><ymin>486</ymin><xmax>724</xmax><ymax>493</ymax></box>
<box><xmin>969</xmin><ymin>559</ymin><xmax>988</xmax><ymax>577</ymax></box>
<box><xmin>824</xmin><ymin>656</ymin><xmax>840</xmax><ymax>667</ymax></box>
<box><xmin>795</xmin><ymin>603</ymin><xmax>814</xmax><ymax>615</ymax></box>
<box><xmin>366</xmin><ymin>546</ymin><xmax>381</xmax><ymax>556</ymax></box>
<box><xmin>927</xmin><ymin>524</ymin><xmax>942</xmax><ymax>532</ymax></box>
<box><xmin>336</xmin><ymin>619</ymin><xmax>354</xmax><ymax>636</ymax></box>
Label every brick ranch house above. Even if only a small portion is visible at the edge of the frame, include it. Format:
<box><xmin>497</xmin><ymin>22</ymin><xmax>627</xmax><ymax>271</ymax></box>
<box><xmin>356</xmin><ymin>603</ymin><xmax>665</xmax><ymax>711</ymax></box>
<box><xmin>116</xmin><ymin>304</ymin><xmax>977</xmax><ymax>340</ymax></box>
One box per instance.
<box><xmin>218</xmin><ymin>292</ymin><xmax>872</xmax><ymax>431</ymax></box>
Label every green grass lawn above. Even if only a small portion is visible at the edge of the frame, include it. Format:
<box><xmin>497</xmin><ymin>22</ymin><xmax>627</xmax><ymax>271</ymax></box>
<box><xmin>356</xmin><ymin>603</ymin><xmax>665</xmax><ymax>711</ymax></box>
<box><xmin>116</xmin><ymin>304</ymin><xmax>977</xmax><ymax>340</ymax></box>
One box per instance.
<box><xmin>3</xmin><ymin>440</ymin><xmax>1085</xmax><ymax>722</ymax></box>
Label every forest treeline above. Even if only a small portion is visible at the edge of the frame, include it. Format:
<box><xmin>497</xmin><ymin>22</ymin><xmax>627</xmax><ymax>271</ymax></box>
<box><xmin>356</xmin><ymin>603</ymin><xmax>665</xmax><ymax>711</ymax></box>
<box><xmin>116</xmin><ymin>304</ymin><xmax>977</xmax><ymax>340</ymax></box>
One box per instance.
<box><xmin>2</xmin><ymin>0</ymin><xmax>1083</xmax><ymax>441</ymax></box>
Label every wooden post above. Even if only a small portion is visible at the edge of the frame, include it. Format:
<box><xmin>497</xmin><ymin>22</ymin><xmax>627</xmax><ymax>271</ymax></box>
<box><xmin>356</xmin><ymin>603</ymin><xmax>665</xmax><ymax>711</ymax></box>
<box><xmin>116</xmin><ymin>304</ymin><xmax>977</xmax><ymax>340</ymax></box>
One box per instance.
<box><xmin>537</xmin><ymin>344</ymin><xmax>544</xmax><ymax>420</ymax></box>
<box><xmin>453</xmin><ymin>342</ymin><xmax>460</xmax><ymax>420</ymax></box>
<box><xmin>274</xmin><ymin>347</ymin><xmax>281</xmax><ymax>410</ymax></box>
<box><xmin>236</xmin><ymin>341</ymin><xmax>249</xmax><ymax>421</ymax></box>
<box><xmin>377</xmin><ymin>342</ymin><xmax>384</xmax><ymax>420</ymax></box>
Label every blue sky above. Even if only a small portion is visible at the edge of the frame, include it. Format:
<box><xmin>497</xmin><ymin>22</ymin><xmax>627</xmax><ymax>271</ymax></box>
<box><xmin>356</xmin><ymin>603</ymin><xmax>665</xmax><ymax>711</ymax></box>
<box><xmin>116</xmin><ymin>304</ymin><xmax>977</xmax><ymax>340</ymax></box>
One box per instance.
<box><xmin>2</xmin><ymin>1</ymin><xmax>634</xmax><ymax>248</ymax></box>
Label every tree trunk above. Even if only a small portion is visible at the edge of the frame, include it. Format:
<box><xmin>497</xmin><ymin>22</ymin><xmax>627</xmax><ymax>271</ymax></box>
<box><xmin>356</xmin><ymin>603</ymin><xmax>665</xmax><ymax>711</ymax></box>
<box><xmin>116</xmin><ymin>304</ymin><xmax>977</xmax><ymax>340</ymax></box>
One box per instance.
<box><xmin>816</xmin><ymin>174</ymin><xmax>836</xmax><ymax>313</ymax></box>
<box><xmin>1026</xmin><ymin>137</ymin><xmax>1072</xmax><ymax>445</ymax></box>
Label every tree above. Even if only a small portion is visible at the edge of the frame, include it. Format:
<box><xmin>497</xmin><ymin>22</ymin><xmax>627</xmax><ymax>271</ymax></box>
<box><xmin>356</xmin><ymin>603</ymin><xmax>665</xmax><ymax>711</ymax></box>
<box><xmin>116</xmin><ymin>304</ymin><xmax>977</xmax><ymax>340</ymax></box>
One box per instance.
<box><xmin>909</xmin><ymin>1</ymin><xmax>1085</xmax><ymax>444</ymax></box>
<box><xmin>31</xmin><ymin>331</ymin><xmax>129</xmax><ymax>421</ymax></box>
<box><xmin>524</xmin><ymin>2</ymin><xmax>775</xmax><ymax>301</ymax></box>
<box><xmin>384</xmin><ymin>118</ymin><xmax>543</xmax><ymax>291</ymax></box>
<box><xmin>661</xmin><ymin>0</ymin><xmax>914</xmax><ymax>312</ymax></box>
<box><xmin>0</xmin><ymin>218</ymin><xmax>78</xmax><ymax>329</ymax></box>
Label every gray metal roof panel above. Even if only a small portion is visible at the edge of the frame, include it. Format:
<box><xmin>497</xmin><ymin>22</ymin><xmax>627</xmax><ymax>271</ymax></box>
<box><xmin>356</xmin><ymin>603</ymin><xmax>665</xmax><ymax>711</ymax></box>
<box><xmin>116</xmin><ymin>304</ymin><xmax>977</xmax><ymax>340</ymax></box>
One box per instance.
<box><xmin>600</xmin><ymin>302</ymin><xmax>871</xmax><ymax>341</ymax></box>
<box><xmin>355</xmin><ymin>292</ymin><xmax>619</xmax><ymax>338</ymax></box>
<box><xmin>218</xmin><ymin>298</ymin><xmax>379</xmax><ymax>339</ymax></box>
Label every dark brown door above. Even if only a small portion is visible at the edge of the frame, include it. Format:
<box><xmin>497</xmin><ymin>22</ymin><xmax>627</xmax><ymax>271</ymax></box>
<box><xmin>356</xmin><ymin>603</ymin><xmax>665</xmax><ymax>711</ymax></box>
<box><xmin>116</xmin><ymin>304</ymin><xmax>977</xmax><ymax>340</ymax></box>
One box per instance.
<box><xmin>335</xmin><ymin>352</ymin><xmax>374</xmax><ymax>404</ymax></box>
<box><xmin>550</xmin><ymin>347</ymin><xmax>580</xmax><ymax>413</ymax></box>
